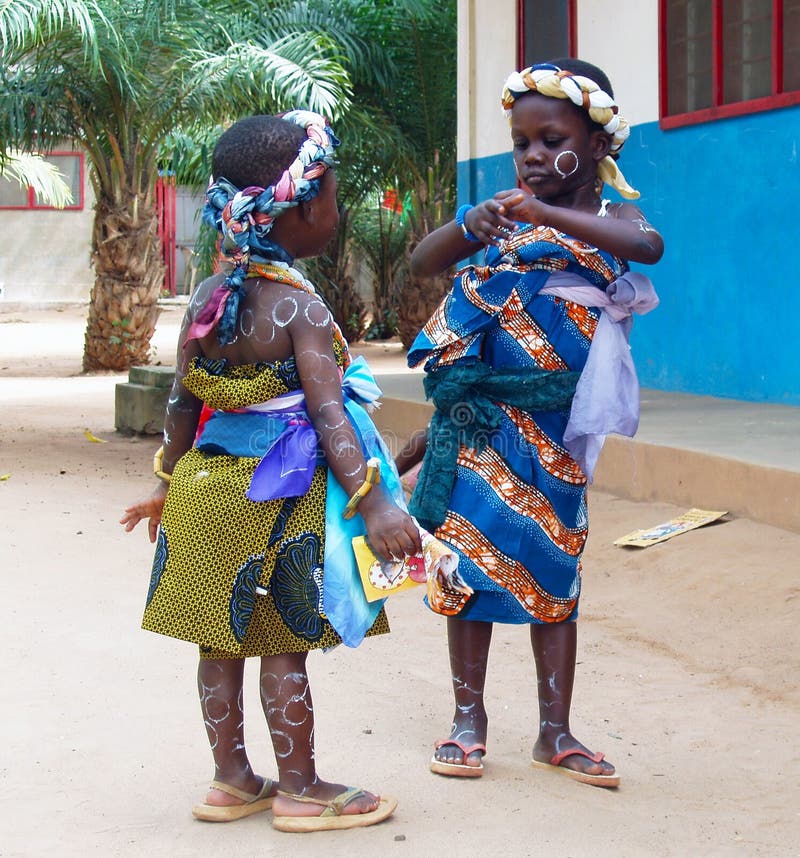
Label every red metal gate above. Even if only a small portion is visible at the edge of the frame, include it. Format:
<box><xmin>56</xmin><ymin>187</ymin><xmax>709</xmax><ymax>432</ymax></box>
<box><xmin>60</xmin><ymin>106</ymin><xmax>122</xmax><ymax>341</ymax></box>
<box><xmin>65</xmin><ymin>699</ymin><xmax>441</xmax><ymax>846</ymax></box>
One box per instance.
<box><xmin>156</xmin><ymin>174</ymin><xmax>177</xmax><ymax>296</ymax></box>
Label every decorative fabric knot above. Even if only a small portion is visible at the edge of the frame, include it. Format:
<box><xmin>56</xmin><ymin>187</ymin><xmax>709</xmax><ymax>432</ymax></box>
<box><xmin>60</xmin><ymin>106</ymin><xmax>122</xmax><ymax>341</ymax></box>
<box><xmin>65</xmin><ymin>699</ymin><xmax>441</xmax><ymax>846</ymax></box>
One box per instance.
<box><xmin>408</xmin><ymin>361</ymin><xmax>580</xmax><ymax>532</ymax></box>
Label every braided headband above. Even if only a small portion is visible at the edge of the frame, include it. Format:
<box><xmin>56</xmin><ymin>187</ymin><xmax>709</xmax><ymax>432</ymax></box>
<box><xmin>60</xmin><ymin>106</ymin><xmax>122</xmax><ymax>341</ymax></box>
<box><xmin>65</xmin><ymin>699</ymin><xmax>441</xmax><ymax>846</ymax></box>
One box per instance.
<box><xmin>189</xmin><ymin>110</ymin><xmax>340</xmax><ymax>345</ymax></box>
<box><xmin>501</xmin><ymin>64</ymin><xmax>639</xmax><ymax>200</ymax></box>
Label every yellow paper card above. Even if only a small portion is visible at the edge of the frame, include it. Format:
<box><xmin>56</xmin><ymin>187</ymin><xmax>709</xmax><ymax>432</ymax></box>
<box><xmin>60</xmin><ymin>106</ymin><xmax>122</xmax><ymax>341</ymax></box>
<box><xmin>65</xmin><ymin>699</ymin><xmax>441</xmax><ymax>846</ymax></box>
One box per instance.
<box><xmin>614</xmin><ymin>508</ymin><xmax>728</xmax><ymax>548</ymax></box>
<box><xmin>352</xmin><ymin>536</ymin><xmax>425</xmax><ymax>602</ymax></box>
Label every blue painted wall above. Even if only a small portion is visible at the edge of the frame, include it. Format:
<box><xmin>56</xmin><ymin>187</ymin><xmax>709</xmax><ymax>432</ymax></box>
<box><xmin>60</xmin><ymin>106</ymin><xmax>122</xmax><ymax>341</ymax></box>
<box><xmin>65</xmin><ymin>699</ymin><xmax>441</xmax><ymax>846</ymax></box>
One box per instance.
<box><xmin>457</xmin><ymin>103</ymin><xmax>800</xmax><ymax>405</ymax></box>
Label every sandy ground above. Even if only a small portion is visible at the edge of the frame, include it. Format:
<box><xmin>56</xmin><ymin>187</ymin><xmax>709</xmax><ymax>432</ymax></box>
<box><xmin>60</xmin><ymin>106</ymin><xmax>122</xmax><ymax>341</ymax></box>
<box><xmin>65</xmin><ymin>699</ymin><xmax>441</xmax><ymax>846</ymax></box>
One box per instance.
<box><xmin>1</xmin><ymin>304</ymin><xmax>799</xmax><ymax>858</ymax></box>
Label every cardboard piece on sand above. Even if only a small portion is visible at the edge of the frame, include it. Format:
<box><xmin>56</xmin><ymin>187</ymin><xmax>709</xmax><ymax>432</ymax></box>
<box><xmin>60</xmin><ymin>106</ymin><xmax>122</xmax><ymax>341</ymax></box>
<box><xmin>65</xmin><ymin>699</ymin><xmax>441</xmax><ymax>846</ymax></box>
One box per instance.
<box><xmin>614</xmin><ymin>508</ymin><xmax>728</xmax><ymax>548</ymax></box>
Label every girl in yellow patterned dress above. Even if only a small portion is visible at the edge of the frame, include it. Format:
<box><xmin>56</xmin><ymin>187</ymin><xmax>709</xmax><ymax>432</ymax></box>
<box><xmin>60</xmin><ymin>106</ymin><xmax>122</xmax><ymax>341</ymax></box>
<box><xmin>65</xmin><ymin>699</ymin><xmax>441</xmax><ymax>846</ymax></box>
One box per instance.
<box><xmin>121</xmin><ymin>112</ymin><xmax>420</xmax><ymax>832</ymax></box>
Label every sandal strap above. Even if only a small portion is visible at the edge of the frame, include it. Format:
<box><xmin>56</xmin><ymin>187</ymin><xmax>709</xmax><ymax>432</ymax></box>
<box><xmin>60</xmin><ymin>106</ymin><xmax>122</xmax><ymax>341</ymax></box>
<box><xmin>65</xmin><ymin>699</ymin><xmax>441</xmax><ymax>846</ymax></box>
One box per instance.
<box><xmin>276</xmin><ymin>787</ymin><xmax>366</xmax><ymax>818</ymax></box>
<box><xmin>210</xmin><ymin>777</ymin><xmax>273</xmax><ymax>803</ymax></box>
<box><xmin>550</xmin><ymin>748</ymin><xmax>604</xmax><ymax>766</ymax></box>
<box><xmin>433</xmin><ymin>739</ymin><xmax>487</xmax><ymax>757</ymax></box>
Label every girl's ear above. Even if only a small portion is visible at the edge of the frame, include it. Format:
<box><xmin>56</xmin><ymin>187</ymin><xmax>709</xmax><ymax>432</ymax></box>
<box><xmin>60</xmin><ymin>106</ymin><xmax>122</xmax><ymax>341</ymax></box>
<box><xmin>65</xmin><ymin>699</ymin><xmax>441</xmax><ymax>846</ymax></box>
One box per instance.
<box><xmin>591</xmin><ymin>130</ymin><xmax>613</xmax><ymax>162</ymax></box>
<box><xmin>298</xmin><ymin>199</ymin><xmax>315</xmax><ymax>224</ymax></box>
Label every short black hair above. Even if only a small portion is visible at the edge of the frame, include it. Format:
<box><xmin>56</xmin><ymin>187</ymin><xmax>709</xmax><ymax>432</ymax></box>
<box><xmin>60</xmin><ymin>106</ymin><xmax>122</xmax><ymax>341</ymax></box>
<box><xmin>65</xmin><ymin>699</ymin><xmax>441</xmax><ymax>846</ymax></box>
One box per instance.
<box><xmin>211</xmin><ymin>115</ymin><xmax>306</xmax><ymax>190</ymax></box>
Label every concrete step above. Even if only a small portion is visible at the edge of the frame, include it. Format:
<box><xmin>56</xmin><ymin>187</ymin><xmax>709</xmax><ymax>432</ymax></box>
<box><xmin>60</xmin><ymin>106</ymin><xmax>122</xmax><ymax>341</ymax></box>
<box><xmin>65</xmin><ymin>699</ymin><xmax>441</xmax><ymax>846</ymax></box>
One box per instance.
<box><xmin>115</xmin><ymin>366</ymin><xmax>175</xmax><ymax>436</ymax></box>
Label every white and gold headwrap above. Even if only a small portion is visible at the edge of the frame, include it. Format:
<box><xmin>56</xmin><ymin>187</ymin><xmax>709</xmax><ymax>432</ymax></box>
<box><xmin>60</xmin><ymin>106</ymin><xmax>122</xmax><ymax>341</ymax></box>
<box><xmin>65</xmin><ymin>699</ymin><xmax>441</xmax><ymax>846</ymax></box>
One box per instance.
<box><xmin>501</xmin><ymin>63</ymin><xmax>639</xmax><ymax>200</ymax></box>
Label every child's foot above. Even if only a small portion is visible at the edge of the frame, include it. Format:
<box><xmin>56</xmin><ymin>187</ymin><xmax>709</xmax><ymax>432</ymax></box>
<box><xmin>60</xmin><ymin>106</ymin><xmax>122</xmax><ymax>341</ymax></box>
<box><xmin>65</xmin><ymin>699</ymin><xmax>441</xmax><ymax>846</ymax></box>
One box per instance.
<box><xmin>271</xmin><ymin>780</ymin><xmax>398</xmax><ymax>832</ymax></box>
<box><xmin>203</xmin><ymin>774</ymin><xmax>277</xmax><ymax>808</ymax></box>
<box><xmin>272</xmin><ymin>781</ymin><xmax>381</xmax><ymax>817</ymax></box>
<box><xmin>192</xmin><ymin>775</ymin><xmax>278</xmax><ymax>821</ymax></box>
<box><xmin>430</xmin><ymin>720</ymin><xmax>487</xmax><ymax>774</ymax></box>
<box><xmin>532</xmin><ymin>735</ymin><xmax>619</xmax><ymax>788</ymax></box>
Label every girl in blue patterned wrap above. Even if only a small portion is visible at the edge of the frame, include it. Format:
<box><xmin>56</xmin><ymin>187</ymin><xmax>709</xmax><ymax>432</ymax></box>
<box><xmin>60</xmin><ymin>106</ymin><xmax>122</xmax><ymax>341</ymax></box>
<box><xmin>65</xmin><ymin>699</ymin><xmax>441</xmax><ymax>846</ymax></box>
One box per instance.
<box><xmin>400</xmin><ymin>58</ymin><xmax>663</xmax><ymax>787</ymax></box>
<box><xmin>121</xmin><ymin>113</ymin><xmax>420</xmax><ymax>832</ymax></box>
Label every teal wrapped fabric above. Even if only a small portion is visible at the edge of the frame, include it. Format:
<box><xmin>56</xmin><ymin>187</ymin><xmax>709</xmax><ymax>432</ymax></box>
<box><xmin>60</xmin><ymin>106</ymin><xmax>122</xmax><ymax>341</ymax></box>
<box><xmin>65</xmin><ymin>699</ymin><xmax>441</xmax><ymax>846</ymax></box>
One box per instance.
<box><xmin>409</xmin><ymin>360</ymin><xmax>579</xmax><ymax>532</ymax></box>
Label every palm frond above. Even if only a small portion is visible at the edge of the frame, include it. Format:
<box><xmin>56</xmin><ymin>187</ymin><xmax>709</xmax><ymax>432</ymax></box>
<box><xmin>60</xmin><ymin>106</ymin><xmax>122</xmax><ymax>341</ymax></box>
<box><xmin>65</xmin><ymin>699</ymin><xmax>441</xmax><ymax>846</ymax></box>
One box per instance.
<box><xmin>0</xmin><ymin>0</ymin><xmax>105</xmax><ymax>55</ymax></box>
<box><xmin>183</xmin><ymin>35</ymin><xmax>352</xmax><ymax>121</ymax></box>
<box><xmin>0</xmin><ymin>148</ymin><xmax>73</xmax><ymax>207</ymax></box>
<box><xmin>252</xmin><ymin>0</ymin><xmax>396</xmax><ymax>90</ymax></box>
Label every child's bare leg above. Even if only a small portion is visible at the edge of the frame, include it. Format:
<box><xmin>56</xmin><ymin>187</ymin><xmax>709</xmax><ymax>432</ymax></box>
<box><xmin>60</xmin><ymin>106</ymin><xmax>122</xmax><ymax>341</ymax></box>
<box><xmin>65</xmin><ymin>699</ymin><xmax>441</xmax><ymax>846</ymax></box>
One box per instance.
<box><xmin>432</xmin><ymin>617</ymin><xmax>492</xmax><ymax>767</ymax></box>
<box><xmin>198</xmin><ymin>657</ymin><xmax>274</xmax><ymax>806</ymax></box>
<box><xmin>260</xmin><ymin>651</ymin><xmax>380</xmax><ymax>817</ymax></box>
<box><xmin>530</xmin><ymin>621</ymin><xmax>615</xmax><ymax>777</ymax></box>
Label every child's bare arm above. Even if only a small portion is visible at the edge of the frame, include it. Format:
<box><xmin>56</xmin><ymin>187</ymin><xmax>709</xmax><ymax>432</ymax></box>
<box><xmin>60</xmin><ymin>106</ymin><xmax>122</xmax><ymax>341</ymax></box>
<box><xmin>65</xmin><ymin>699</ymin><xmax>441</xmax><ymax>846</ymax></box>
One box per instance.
<box><xmin>395</xmin><ymin>429</ymin><xmax>427</xmax><ymax>475</ymax></box>
<box><xmin>120</xmin><ymin>293</ymin><xmax>205</xmax><ymax>540</ymax></box>
<box><xmin>291</xmin><ymin>293</ymin><xmax>422</xmax><ymax>561</ymax></box>
<box><xmin>409</xmin><ymin>195</ymin><xmax>537</xmax><ymax>276</ymax></box>
<box><xmin>409</xmin><ymin>220</ymin><xmax>484</xmax><ymax>278</ymax></box>
<box><xmin>409</xmin><ymin>192</ymin><xmax>528</xmax><ymax>278</ymax></box>
<box><xmin>498</xmin><ymin>190</ymin><xmax>664</xmax><ymax>264</ymax></box>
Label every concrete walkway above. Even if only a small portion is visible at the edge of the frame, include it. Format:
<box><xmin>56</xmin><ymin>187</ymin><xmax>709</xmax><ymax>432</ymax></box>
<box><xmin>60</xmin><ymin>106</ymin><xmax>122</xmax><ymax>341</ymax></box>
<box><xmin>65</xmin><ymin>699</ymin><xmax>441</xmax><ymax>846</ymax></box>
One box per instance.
<box><xmin>369</xmin><ymin>366</ymin><xmax>800</xmax><ymax>534</ymax></box>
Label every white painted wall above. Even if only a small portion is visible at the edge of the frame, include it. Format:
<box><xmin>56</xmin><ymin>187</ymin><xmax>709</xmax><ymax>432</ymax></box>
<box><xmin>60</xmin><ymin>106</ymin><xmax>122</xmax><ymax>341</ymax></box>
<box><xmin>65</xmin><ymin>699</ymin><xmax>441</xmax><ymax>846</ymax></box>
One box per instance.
<box><xmin>458</xmin><ymin>0</ymin><xmax>518</xmax><ymax>162</ymax></box>
<box><xmin>0</xmin><ymin>179</ymin><xmax>95</xmax><ymax>304</ymax></box>
<box><xmin>576</xmin><ymin>1</ymin><xmax>660</xmax><ymax>126</ymax></box>
<box><xmin>457</xmin><ymin>0</ymin><xmax>660</xmax><ymax>171</ymax></box>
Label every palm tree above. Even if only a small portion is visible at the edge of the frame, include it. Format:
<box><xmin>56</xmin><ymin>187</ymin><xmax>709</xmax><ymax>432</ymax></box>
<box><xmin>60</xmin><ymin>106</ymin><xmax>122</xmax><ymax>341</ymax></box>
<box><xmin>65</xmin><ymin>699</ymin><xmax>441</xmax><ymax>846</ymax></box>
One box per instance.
<box><xmin>161</xmin><ymin>0</ymin><xmax>404</xmax><ymax>344</ymax></box>
<box><xmin>238</xmin><ymin>0</ymin><xmax>458</xmax><ymax>348</ymax></box>
<box><xmin>0</xmin><ymin>0</ymin><xmax>354</xmax><ymax>371</ymax></box>
<box><xmin>379</xmin><ymin>0</ymin><xmax>457</xmax><ymax>348</ymax></box>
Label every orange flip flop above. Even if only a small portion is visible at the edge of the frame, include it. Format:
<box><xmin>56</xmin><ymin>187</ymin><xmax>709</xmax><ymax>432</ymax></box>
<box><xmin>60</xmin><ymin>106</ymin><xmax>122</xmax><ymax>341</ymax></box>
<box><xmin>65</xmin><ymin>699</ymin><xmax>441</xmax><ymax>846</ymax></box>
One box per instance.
<box><xmin>430</xmin><ymin>739</ymin><xmax>486</xmax><ymax>778</ymax></box>
<box><xmin>531</xmin><ymin>748</ymin><xmax>620</xmax><ymax>788</ymax></box>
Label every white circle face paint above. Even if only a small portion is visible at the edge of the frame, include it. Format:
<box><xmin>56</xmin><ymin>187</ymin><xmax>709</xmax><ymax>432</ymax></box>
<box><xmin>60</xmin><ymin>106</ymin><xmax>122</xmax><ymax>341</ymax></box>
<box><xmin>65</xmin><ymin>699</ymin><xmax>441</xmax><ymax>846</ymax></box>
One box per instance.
<box><xmin>554</xmin><ymin>149</ymin><xmax>579</xmax><ymax>179</ymax></box>
<box><xmin>272</xmin><ymin>296</ymin><xmax>299</xmax><ymax>327</ymax></box>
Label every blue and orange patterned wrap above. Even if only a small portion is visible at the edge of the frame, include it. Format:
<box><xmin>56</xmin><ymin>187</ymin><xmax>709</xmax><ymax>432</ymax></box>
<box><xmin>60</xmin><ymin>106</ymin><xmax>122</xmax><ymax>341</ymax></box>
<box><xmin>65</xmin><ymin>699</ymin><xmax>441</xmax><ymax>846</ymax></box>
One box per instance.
<box><xmin>407</xmin><ymin>224</ymin><xmax>626</xmax><ymax>623</ymax></box>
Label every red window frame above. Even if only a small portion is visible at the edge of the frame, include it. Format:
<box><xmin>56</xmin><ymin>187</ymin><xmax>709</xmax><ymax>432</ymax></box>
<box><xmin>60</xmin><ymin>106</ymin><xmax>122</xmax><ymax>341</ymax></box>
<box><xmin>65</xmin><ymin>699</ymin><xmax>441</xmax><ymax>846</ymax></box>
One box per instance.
<box><xmin>516</xmin><ymin>0</ymin><xmax>577</xmax><ymax>70</ymax></box>
<box><xmin>660</xmin><ymin>0</ymin><xmax>800</xmax><ymax>129</ymax></box>
<box><xmin>0</xmin><ymin>150</ymin><xmax>85</xmax><ymax>210</ymax></box>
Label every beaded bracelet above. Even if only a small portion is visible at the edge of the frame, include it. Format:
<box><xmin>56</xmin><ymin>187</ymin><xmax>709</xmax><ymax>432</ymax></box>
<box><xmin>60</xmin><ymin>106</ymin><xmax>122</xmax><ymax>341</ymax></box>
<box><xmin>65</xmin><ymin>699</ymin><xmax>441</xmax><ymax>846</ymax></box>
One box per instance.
<box><xmin>342</xmin><ymin>457</ymin><xmax>381</xmax><ymax>520</ymax></box>
<box><xmin>153</xmin><ymin>445</ymin><xmax>172</xmax><ymax>483</ymax></box>
<box><xmin>455</xmin><ymin>204</ymin><xmax>479</xmax><ymax>242</ymax></box>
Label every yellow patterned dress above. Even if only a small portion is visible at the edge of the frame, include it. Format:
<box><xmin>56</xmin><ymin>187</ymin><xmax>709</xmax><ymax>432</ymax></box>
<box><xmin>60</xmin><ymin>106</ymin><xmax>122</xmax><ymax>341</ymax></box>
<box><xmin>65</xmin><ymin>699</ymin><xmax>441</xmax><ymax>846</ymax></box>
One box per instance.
<box><xmin>142</xmin><ymin>345</ymin><xmax>389</xmax><ymax>658</ymax></box>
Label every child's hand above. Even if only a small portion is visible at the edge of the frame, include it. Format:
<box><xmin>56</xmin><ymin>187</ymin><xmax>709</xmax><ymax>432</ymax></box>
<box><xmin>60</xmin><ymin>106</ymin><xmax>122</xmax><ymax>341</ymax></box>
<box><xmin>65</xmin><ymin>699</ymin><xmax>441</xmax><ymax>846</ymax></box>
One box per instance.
<box><xmin>360</xmin><ymin>494</ymin><xmax>422</xmax><ymax>562</ymax></box>
<box><xmin>120</xmin><ymin>482</ymin><xmax>168</xmax><ymax>543</ymax></box>
<box><xmin>494</xmin><ymin>189</ymin><xmax>549</xmax><ymax>227</ymax></box>
<box><xmin>464</xmin><ymin>193</ymin><xmax>524</xmax><ymax>244</ymax></box>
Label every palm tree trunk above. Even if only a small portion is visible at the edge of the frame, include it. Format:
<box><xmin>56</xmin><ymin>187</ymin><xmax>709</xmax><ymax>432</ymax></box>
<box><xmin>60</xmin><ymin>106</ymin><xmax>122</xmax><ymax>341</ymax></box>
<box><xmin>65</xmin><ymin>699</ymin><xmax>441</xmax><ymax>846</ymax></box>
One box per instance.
<box><xmin>397</xmin><ymin>269</ymin><xmax>452</xmax><ymax>350</ymax></box>
<box><xmin>82</xmin><ymin>193</ymin><xmax>165</xmax><ymax>372</ymax></box>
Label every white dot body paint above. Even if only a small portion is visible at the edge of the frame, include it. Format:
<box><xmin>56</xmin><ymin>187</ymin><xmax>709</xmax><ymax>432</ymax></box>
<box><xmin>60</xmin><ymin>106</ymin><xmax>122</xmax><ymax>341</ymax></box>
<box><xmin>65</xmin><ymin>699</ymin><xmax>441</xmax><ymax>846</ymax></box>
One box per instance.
<box><xmin>331</xmin><ymin>438</ymin><xmax>357</xmax><ymax>458</ymax></box>
<box><xmin>317</xmin><ymin>400</ymin><xmax>346</xmax><ymax>429</ymax></box>
<box><xmin>296</xmin><ymin>348</ymin><xmax>335</xmax><ymax>381</ymax></box>
<box><xmin>270</xmin><ymin>730</ymin><xmax>295</xmax><ymax>758</ymax></box>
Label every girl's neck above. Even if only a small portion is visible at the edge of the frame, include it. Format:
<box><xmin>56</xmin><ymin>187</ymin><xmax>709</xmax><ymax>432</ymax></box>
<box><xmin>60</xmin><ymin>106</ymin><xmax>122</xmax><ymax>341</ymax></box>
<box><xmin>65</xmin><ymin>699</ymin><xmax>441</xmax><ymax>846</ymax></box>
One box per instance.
<box><xmin>536</xmin><ymin>178</ymin><xmax>601</xmax><ymax>213</ymax></box>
